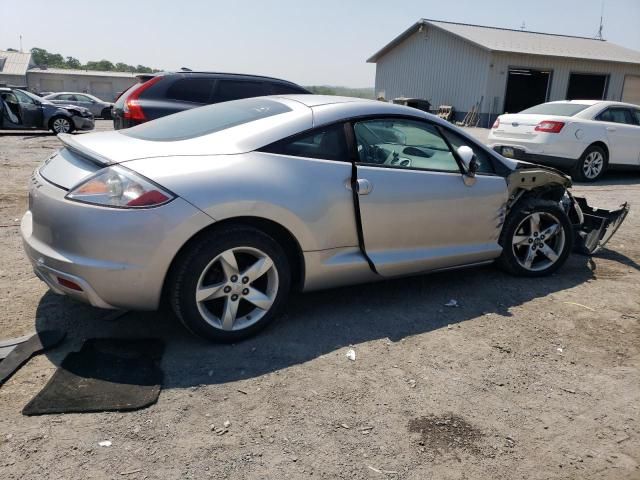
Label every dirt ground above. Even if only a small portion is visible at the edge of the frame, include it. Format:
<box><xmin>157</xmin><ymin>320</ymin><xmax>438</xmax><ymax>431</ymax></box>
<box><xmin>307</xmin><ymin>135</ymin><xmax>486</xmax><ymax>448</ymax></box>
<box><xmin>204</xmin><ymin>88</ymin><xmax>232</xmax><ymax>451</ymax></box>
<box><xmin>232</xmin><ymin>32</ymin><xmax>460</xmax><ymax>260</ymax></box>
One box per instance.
<box><xmin>1</xmin><ymin>122</ymin><xmax>639</xmax><ymax>479</ymax></box>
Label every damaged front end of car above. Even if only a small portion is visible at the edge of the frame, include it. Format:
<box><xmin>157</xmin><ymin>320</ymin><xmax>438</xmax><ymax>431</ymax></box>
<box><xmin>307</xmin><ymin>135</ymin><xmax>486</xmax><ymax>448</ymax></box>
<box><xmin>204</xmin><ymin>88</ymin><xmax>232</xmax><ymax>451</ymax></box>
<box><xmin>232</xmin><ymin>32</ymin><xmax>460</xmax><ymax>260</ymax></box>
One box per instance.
<box><xmin>505</xmin><ymin>164</ymin><xmax>630</xmax><ymax>255</ymax></box>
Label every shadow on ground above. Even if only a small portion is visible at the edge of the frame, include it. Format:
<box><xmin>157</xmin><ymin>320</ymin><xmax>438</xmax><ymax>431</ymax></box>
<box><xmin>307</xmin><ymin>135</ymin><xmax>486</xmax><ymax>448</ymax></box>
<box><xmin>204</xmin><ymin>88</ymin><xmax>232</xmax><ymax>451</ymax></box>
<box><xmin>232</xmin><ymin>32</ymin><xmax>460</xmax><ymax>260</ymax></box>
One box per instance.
<box><xmin>31</xmin><ymin>249</ymin><xmax>636</xmax><ymax>390</ymax></box>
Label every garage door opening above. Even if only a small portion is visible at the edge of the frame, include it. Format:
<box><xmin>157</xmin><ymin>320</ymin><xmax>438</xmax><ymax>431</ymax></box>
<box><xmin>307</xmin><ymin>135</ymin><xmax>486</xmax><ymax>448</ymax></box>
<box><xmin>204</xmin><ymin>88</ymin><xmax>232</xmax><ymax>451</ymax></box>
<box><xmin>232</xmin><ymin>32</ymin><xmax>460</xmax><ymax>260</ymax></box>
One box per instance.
<box><xmin>567</xmin><ymin>73</ymin><xmax>608</xmax><ymax>100</ymax></box>
<box><xmin>622</xmin><ymin>75</ymin><xmax>640</xmax><ymax>105</ymax></box>
<box><xmin>503</xmin><ymin>68</ymin><xmax>551</xmax><ymax>114</ymax></box>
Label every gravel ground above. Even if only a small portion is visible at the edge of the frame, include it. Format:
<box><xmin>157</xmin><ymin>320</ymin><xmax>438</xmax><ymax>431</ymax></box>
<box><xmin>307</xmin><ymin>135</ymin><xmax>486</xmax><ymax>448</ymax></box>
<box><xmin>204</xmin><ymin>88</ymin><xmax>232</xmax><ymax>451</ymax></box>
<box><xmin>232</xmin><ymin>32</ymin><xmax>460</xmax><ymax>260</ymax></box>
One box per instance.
<box><xmin>1</xmin><ymin>121</ymin><xmax>639</xmax><ymax>479</ymax></box>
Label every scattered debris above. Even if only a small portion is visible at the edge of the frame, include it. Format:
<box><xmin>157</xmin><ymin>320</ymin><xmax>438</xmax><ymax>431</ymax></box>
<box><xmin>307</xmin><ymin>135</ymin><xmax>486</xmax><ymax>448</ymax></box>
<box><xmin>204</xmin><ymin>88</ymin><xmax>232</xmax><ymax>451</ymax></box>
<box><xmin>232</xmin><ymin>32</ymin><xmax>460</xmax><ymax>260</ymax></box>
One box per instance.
<box><xmin>367</xmin><ymin>465</ymin><xmax>398</xmax><ymax>475</ymax></box>
<box><xmin>560</xmin><ymin>387</ymin><xmax>576</xmax><ymax>394</ymax></box>
<box><xmin>409</xmin><ymin>414</ymin><xmax>483</xmax><ymax>455</ymax></box>
<box><xmin>492</xmin><ymin>344</ymin><xmax>512</xmax><ymax>354</ymax></box>
<box><xmin>223</xmin><ymin>420</ymin><xmax>231</xmax><ymax>428</ymax></box>
<box><xmin>346</xmin><ymin>349</ymin><xmax>356</xmax><ymax>361</ymax></box>
<box><xmin>120</xmin><ymin>469</ymin><xmax>142</xmax><ymax>476</ymax></box>
<box><xmin>557</xmin><ymin>347</ymin><xmax>564</xmax><ymax>353</ymax></box>
<box><xmin>340</xmin><ymin>423</ymin><xmax>350</xmax><ymax>429</ymax></box>
<box><xmin>563</xmin><ymin>301</ymin><xmax>596</xmax><ymax>312</ymax></box>
<box><xmin>237</xmin><ymin>389</ymin><xmax>248</xmax><ymax>395</ymax></box>
<box><xmin>98</xmin><ymin>440</ymin><xmax>112</xmax><ymax>447</ymax></box>
<box><xmin>444</xmin><ymin>299</ymin><xmax>459</xmax><ymax>308</ymax></box>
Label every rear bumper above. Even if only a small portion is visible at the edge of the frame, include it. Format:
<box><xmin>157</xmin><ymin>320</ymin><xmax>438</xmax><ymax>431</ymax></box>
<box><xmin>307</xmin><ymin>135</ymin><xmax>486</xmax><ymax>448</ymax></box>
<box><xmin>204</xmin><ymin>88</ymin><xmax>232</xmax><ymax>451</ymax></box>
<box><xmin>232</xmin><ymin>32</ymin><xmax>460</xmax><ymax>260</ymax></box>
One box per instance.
<box><xmin>492</xmin><ymin>145</ymin><xmax>576</xmax><ymax>170</ymax></box>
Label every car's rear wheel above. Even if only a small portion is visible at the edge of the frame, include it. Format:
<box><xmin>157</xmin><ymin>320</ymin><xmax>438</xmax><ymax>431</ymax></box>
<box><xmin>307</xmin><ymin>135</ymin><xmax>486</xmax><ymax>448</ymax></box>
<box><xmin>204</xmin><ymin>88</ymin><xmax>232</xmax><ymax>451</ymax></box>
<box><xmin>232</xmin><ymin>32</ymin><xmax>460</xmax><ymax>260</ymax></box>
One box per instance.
<box><xmin>50</xmin><ymin>116</ymin><xmax>74</xmax><ymax>134</ymax></box>
<box><xmin>170</xmin><ymin>226</ymin><xmax>291</xmax><ymax>342</ymax></box>
<box><xmin>572</xmin><ymin>145</ymin><xmax>607</xmax><ymax>182</ymax></box>
<box><xmin>497</xmin><ymin>199</ymin><xmax>573</xmax><ymax>277</ymax></box>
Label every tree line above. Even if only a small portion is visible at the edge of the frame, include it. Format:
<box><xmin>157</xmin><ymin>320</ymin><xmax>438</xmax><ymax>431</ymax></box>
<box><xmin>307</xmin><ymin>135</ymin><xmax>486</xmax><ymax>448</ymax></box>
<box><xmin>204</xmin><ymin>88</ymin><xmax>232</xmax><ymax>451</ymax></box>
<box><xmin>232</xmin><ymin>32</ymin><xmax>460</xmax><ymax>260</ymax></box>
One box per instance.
<box><xmin>26</xmin><ymin>47</ymin><xmax>159</xmax><ymax>74</ymax></box>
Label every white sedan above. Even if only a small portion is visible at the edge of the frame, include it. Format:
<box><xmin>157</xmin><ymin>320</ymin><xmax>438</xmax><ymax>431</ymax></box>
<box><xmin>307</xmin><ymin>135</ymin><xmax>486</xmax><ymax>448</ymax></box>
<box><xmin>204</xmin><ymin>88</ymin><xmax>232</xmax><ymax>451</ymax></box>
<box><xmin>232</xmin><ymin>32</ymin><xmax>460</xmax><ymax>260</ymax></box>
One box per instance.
<box><xmin>488</xmin><ymin>100</ymin><xmax>640</xmax><ymax>181</ymax></box>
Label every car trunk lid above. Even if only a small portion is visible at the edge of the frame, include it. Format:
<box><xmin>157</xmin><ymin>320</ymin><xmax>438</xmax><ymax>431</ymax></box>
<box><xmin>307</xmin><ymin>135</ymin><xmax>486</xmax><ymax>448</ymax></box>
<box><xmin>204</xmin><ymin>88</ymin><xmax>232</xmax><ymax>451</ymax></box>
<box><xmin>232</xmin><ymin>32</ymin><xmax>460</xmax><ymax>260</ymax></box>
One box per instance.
<box><xmin>493</xmin><ymin>114</ymin><xmax>569</xmax><ymax>139</ymax></box>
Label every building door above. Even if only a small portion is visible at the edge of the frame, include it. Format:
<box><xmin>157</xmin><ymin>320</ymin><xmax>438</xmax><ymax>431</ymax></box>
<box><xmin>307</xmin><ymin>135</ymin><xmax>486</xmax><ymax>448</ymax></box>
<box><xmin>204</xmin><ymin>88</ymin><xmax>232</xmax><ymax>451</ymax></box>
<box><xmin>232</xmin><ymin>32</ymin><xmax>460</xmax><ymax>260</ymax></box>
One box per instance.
<box><xmin>90</xmin><ymin>81</ymin><xmax>113</xmax><ymax>101</ymax></box>
<box><xmin>503</xmin><ymin>68</ymin><xmax>551</xmax><ymax>114</ymax></box>
<box><xmin>622</xmin><ymin>75</ymin><xmax>640</xmax><ymax>105</ymax></box>
<box><xmin>39</xmin><ymin>78</ymin><xmax>64</xmax><ymax>93</ymax></box>
<box><xmin>567</xmin><ymin>73</ymin><xmax>608</xmax><ymax>100</ymax></box>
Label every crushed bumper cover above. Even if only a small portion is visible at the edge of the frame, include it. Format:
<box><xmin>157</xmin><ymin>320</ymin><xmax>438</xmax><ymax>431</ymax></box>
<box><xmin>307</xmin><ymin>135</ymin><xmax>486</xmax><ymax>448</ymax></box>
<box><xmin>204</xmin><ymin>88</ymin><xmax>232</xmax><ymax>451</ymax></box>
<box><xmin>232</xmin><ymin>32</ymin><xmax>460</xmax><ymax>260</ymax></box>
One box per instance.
<box><xmin>571</xmin><ymin>196</ymin><xmax>630</xmax><ymax>255</ymax></box>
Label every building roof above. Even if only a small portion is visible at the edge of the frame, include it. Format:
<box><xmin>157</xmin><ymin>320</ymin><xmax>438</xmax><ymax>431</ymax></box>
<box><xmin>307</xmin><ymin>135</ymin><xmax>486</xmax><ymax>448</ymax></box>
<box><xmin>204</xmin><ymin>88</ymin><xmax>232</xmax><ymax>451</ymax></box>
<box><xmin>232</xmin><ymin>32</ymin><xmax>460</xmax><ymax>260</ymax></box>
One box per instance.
<box><xmin>0</xmin><ymin>50</ymin><xmax>32</xmax><ymax>76</ymax></box>
<box><xmin>367</xmin><ymin>19</ymin><xmax>640</xmax><ymax>65</ymax></box>
<box><xmin>27</xmin><ymin>67</ymin><xmax>137</xmax><ymax>78</ymax></box>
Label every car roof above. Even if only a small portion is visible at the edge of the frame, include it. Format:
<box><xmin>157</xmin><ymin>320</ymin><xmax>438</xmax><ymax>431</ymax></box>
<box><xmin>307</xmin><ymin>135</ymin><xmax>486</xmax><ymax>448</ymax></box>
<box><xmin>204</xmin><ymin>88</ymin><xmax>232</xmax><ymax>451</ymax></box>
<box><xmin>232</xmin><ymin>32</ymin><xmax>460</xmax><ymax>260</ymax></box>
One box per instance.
<box><xmin>547</xmin><ymin>99</ymin><xmax>639</xmax><ymax>108</ymax></box>
<box><xmin>144</xmin><ymin>71</ymin><xmax>304</xmax><ymax>86</ymax></box>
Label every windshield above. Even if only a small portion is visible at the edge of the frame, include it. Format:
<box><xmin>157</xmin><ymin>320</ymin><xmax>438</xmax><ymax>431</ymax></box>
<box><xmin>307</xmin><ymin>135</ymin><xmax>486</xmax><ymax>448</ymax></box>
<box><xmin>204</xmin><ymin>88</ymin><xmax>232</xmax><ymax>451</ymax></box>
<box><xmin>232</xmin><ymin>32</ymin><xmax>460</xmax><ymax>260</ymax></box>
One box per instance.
<box><xmin>519</xmin><ymin>103</ymin><xmax>590</xmax><ymax>116</ymax></box>
<box><xmin>120</xmin><ymin>97</ymin><xmax>292</xmax><ymax>141</ymax></box>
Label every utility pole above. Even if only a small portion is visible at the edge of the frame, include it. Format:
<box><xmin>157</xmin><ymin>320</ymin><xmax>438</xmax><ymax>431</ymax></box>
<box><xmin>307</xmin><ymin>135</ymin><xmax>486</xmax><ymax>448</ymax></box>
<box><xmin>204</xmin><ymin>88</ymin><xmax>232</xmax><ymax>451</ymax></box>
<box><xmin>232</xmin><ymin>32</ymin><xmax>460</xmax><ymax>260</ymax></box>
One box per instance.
<box><xmin>596</xmin><ymin>1</ymin><xmax>605</xmax><ymax>40</ymax></box>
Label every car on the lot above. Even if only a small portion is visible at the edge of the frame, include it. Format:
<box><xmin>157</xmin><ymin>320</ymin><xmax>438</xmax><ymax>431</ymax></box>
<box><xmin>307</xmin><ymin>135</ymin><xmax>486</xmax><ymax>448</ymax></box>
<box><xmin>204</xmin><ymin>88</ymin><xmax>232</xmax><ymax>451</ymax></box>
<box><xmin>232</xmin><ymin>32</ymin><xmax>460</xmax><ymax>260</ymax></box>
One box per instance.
<box><xmin>0</xmin><ymin>87</ymin><xmax>94</xmax><ymax>134</ymax></box>
<box><xmin>488</xmin><ymin>100</ymin><xmax>640</xmax><ymax>182</ymax></box>
<box><xmin>22</xmin><ymin>95</ymin><xmax>628</xmax><ymax>342</ymax></box>
<box><xmin>44</xmin><ymin>92</ymin><xmax>114</xmax><ymax>119</ymax></box>
<box><xmin>112</xmin><ymin>71</ymin><xmax>310</xmax><ymax>129</ymax></box>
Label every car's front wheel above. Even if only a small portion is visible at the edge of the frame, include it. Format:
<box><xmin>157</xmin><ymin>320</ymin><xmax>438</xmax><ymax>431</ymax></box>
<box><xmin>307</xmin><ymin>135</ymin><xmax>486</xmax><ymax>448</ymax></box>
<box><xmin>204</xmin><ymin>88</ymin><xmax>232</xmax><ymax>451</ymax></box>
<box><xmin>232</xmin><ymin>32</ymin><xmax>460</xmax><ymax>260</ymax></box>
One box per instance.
<box><xmin>50</xmin><ymin>116</ymin><xmax>74</xmax><ymax>134</ymax></box>
<box><xmin>170</xmin><ymin>226</ymin><xmax>291</xmax><ymax>342</ymax></box>
<box><xmin>497</xmin><ymin>199</ymin><xmax>573</xmax><ymax>277</ymax></box>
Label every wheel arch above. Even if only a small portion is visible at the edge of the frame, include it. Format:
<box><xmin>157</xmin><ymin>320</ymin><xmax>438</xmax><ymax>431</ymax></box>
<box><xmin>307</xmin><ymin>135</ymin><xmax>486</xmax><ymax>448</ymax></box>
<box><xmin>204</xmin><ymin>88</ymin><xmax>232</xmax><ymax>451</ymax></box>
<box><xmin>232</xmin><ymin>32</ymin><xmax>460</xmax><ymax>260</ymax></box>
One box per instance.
<box><xmin>48</xmin><ymin>114</ymin><xmax>73</xmax><ymax>132</ymax></box>
<box><xmin>584</xmin><ymin>141</ymin><xmax>609</xmax><ymax>161</ymax></box>
<box><xmin>162</xmin><ymin>216</ymin><xmax>306</xmax><ymax>304</ymax></box>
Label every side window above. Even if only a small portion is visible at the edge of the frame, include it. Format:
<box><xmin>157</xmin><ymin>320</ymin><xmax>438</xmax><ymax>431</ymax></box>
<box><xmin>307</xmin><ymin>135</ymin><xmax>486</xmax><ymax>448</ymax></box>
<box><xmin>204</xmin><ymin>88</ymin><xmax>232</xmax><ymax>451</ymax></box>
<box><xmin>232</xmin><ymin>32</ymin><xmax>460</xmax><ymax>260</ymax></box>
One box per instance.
<box><xmin>166</xmin><ymin>78</ymin><xmax>215</xmax><ymax>103</ymax></box>
<box><xmin>632</xmin><ymin>109</ymin><xmax>640</xmax><ymax>125</ymax></box>
<box><xmin>260</xmin><ymin>124</ymin><xmax>349</xmax><ymax>161</ymax></box>
<box><xmin>13</xmin><ymin>90</ymin><xmax>36</xmax><ymax>105</ymax></box>
<box><xmin>215</xmin><ymin>80</ymin><xmax>270</xmax><ymax>103</ymax></box>
<box><xmin>75</xmin><ymin>94</ymin><xmax>93</xmax><ymax>102</ymax></box>
<box><xmin>270</xmin><ymin>83</ymin><xmax>306</xmax><ymax>95</ymax></box>
<box><xmin>353</xmin><ymin>118</ymin><xmax>460</xmax><ymax>172</ymax></box>
<box><xmin>597</xmin><ymin>108</ymin><xmax>634</xmax><ymax>125</ymax></box>
<box><xmin>439</xmin><ymin>128</ymin><xmax>495</xmax><ymax>174</ymax></box>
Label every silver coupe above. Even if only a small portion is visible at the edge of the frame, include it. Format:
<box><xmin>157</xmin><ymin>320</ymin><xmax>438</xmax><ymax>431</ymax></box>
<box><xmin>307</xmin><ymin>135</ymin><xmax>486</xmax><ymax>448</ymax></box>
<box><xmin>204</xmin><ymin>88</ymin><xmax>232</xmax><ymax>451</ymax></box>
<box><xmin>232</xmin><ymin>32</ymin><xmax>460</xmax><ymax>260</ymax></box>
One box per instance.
<box><xmin>21</xmin><ymin>95</ymin><xmax>628</xmax><ymax>341</ymax></box>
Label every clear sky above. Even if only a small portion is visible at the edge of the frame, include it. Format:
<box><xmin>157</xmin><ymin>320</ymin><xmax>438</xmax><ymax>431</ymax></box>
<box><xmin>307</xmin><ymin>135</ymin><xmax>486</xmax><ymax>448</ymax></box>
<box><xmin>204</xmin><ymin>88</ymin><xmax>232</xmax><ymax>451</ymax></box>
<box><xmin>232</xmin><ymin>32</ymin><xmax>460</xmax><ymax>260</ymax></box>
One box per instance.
<box><xmin>2</xmin><ymin>0</ymin><xmax>639</xmax><ymax>87</ymax></box>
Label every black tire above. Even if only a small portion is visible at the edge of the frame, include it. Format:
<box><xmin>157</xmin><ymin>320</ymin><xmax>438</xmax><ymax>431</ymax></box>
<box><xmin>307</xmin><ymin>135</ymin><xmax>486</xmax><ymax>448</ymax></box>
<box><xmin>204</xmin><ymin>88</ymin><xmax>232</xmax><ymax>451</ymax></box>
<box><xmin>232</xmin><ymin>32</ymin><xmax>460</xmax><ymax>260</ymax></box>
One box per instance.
<box><xmin>497</xmin><ymin>198</ymin><xmax>573</xmax><ymax>277</ymax></box>
<box><xmin>49</xmin><ymin>116</ymin><xmax>74</xmax><ymax>134</ymax></box>
<box><xmin>169</xmin><ymin>226</ymin><xmax>291</xmax><ymax>342</ymax></box>
<box><xmin>100</xmin><ymin>107</ymin><xmax>112</xmax><ymax>120</ymax></box>
<box><xmin>572</xmin><ymin>145</ymin><xmax>607</xmax><ymax>182</ymax></box>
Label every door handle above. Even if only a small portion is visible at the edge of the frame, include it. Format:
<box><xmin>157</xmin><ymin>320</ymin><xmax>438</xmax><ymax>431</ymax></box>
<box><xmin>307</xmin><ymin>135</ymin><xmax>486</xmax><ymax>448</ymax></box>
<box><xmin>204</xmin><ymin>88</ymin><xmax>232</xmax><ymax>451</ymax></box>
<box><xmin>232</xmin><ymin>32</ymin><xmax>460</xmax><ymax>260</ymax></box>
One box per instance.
<box><xmin>606</xmin><ymin>127</ymin><xmax>616</xmax><ymax>132</ymax></box>
<box><xmin>354</xmin><ymin>178</ymin><xmax>373</xmax><ymax>195</ymax></box>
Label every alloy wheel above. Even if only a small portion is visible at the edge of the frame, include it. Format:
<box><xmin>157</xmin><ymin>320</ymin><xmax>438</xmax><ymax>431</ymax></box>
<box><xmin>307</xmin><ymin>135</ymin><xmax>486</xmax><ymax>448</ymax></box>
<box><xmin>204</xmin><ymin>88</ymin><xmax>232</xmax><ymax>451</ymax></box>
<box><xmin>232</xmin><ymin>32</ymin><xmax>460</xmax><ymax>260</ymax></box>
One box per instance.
<box><xmin>52</xmin><ymin>118</ymin><xmax>71</xmax><ymax>133</ymax></box>
<box><xmin>511</xmin><ymin>212</ymin><xmax>566</xmax><ymax>272</ymax></box>
<box><xmin>582</xmin><ymin>151</ymin><xmax>604</xmax><ymax>179</ymax></box>
<box><xmin>195</xmin><ymin>247</ymin><xmax>279</xmax><ymax>331</ymax></box>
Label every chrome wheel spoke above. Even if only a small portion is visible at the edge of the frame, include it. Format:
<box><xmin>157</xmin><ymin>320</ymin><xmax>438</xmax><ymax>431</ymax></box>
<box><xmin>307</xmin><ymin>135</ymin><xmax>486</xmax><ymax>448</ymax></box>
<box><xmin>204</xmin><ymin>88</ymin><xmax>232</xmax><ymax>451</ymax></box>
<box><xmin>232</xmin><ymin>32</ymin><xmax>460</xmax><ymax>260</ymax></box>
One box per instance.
<box><xmin>540</xmin><ymin>223</ymin><xmax>560</xmax><ymax>239</ymax></box>
<box><xmin>219</xmin><ymin>250</ymin><xmax>239</xmax><ymax>279</ymax></box>
<box><xmin>512</xmin><ymin>234</ymin><xmax>529</xmax><ymax>246</ymax></box>
<box><xmin>242</xmin><ymin>256</ymin><xmax>273</xmax><ymax>282</ymax></box>
<box><xmin>244</xmin><ymin>287</ymin><xmax>274</xmax><ymax>310</ymax></box>
<box><xmin>529</xmin><ymin>213</ymin><xmax>541</xmax><ymax>234</ymax></box>
<box><xmin>539</xmin><ymin>244</ymin><xmax>559</xmax><ymax>262</ymax></box>
<box><xmin>523</xmin><ymin>246</ymin><xmax>537</xmax><ymax>269</ymax></box>
<box><xmin>221</xmin><ymin>297</ymin><xmax>239</xmax><ymax>330</ymax></box>
<box><xmin>196</xmin><ymin>282</ymin><xmax>226</xmax><ymax>302</ymax></box>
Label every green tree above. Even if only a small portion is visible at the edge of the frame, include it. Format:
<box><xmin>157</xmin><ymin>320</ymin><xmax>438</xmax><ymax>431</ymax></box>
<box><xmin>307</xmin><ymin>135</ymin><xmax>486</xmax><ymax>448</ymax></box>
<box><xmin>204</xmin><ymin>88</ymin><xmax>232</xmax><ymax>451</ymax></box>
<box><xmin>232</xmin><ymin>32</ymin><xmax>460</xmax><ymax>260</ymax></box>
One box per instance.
<box><xmin>85</xmin><ymin>60</ymin><xmax>115</xmax><ymax>71</ymax></box>
<box><xmin>65</xmin><ymin>56</ymin><xmax>81</xmax><ymax>69</ymax></box>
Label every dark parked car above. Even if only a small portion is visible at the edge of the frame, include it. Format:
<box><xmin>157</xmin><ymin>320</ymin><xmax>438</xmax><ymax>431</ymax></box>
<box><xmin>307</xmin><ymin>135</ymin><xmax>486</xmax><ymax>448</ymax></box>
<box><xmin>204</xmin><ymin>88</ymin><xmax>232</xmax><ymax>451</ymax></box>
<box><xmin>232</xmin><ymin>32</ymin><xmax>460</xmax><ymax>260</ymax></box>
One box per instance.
<box><xmin>0</xmin><ymin>87</ymin><xmax>94</xmax><ymax>133</ymax></box>
<box><xmin>112</xmin><ymin>71</ymin><xmax>309</xmax><ymax>129</ymax></box>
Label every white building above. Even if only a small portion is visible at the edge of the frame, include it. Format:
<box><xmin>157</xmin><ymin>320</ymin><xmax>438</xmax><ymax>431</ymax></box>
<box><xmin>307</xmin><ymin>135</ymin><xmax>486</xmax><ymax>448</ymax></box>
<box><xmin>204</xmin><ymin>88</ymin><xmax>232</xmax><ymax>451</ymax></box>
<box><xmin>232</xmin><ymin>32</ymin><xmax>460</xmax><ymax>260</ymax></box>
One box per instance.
<box><xmin>367</xmin><ymin>19</ymin><xmax>640</xmax><ymax>126</ymax></box>
<box><xmin>0</xmin><ymin>50</ymin><xmax>137</xmax><ymax>101</ymax></box>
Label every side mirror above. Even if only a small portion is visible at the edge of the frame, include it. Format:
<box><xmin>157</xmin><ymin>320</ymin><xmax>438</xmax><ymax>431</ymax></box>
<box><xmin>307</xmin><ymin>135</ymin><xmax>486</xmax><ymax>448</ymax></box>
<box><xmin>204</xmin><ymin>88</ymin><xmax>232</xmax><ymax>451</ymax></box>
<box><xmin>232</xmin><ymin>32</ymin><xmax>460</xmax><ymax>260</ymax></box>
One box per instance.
<box><xmin>457</xmin><ymin>145</ymin><xmax>479</xmax><ymax>176</ymax></box>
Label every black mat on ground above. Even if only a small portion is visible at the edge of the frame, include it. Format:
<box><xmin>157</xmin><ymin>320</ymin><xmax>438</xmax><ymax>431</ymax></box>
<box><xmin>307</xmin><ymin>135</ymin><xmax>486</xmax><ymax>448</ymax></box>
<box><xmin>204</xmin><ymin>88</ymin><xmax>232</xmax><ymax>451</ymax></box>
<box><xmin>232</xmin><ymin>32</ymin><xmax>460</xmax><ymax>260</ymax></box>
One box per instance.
<box><xmin>0</xmin><ymin>330</ymin><xmax>66</xmax><ymax>387</ymax></box>
<box><xmin>22</xmin><ymin>338</ymin><xmax>164</xmax><ymax>415</ymax></box>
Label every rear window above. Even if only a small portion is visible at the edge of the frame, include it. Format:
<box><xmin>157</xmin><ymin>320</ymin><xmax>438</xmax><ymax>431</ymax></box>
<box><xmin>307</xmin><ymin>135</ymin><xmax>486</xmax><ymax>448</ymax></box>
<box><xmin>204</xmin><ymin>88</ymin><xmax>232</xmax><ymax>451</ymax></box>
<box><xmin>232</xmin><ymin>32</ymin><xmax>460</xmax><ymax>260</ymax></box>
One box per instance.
<box><xmin>166</xmin><ymin>78</ymin><xmax>215</xmax><ymax>103</ymax></box>
<box><xmin>519</xmin><ymin>103</ymin><xmax>590</xmax><ymax>116</ymax></box>
<box><xmin>119</xmin><ymin>97</ymin><xmax>291</xmax><ymax>141</ymax></box>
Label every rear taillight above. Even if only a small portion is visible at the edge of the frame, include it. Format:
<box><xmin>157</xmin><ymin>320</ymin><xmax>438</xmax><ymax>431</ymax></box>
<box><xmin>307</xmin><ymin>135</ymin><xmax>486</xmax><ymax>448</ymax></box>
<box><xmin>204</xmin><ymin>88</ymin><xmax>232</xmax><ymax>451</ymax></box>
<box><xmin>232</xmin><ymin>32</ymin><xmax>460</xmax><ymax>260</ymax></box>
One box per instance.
<box><xmin>123</xmin><ymin>76</ymin><xmax>163</xmax><ymax>121</ymax></box>
<box><xmin>492</xmin><ymin>118</ymin><xmax>500</xmax><ymax>129</ymax></box>
<box><xmin>535</xmin><ymin>120</ymin><xmax>565</xmax><ymax>133</ymax></box>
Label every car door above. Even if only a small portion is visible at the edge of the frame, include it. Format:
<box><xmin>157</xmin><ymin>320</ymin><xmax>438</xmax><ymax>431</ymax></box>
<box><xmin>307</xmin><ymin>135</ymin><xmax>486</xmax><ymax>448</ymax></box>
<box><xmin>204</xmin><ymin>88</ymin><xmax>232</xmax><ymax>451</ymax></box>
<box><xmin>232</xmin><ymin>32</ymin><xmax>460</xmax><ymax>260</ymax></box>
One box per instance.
<box><xmin>13</xmin><ymin>90</ymin><xmax>43</xmax><ymax>128</ymax></box>
<box><xmin>595</xmin><ymin>107</ymin><xmax>640</xmax><ymax>166</ymax></box>
<box><xmin>352</xmin><ymin>117</ymin><xmax>508</xmax><ymax>277</ymax></box>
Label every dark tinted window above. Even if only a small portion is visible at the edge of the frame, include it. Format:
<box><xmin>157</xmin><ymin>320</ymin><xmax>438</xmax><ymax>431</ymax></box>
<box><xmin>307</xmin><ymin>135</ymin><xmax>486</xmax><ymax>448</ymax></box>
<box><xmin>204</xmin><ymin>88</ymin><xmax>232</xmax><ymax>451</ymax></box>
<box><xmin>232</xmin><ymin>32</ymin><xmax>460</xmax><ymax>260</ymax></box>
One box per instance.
<box><xmin>166</xmin><ymin>78</ymin><xmax>214</xmax><ymax>103</ymax></box>
<box><xmin>519</xmin><ymin>103</ymin><xmax>590</xmax><ymax>116</ymax></box>
<box><xmin>439</xmin><ymin>128</ymin><xmax>495</xmax><ymax>174</ymax></box>
<box><xmin>261</xmin><ymin>124</ymin><xmax>349</xmax><ymax>161</ymax></box>
<box><xmin>596</xmin><ymin>108</ymin><xmax>635</xmax><ymax>125</ymax></box>
<box><xmin>633</xmin><ymin>110</ymin><xmax>640</xmax><ymax>125</ymax></box>
<box><xmin>270</xmin><ymin>83</ymin><xmax>307</xmax><ymax>95</ymax></box>
<box><xmin>216</xmin><ymin>80</ymin><xmax>270</xmax><ymax>103</ymax></box>
<box><xmin>120</xmin><ymin>97</ymin><xmax>291</xmax><ymax>142</ymax></box>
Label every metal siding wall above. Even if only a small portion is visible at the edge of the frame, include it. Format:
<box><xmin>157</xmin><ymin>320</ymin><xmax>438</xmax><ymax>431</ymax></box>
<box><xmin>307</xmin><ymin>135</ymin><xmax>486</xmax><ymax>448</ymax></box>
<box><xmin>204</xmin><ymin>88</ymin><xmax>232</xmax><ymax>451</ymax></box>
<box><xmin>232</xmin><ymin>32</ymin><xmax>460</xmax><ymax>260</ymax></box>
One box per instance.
<box><xmin>27</xmin><ymin>73</ymin><xmax>136</xmax><ymax>101</ymax></box>
<box><xmin>486</xmin><ymin>52</ymin><xmax>640</xmax><ymax>112</ymax></box>
<box><xmin>374</xmin><ymin>27</ymin><xmax>491</xmax><ymax>113</ymax></box>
